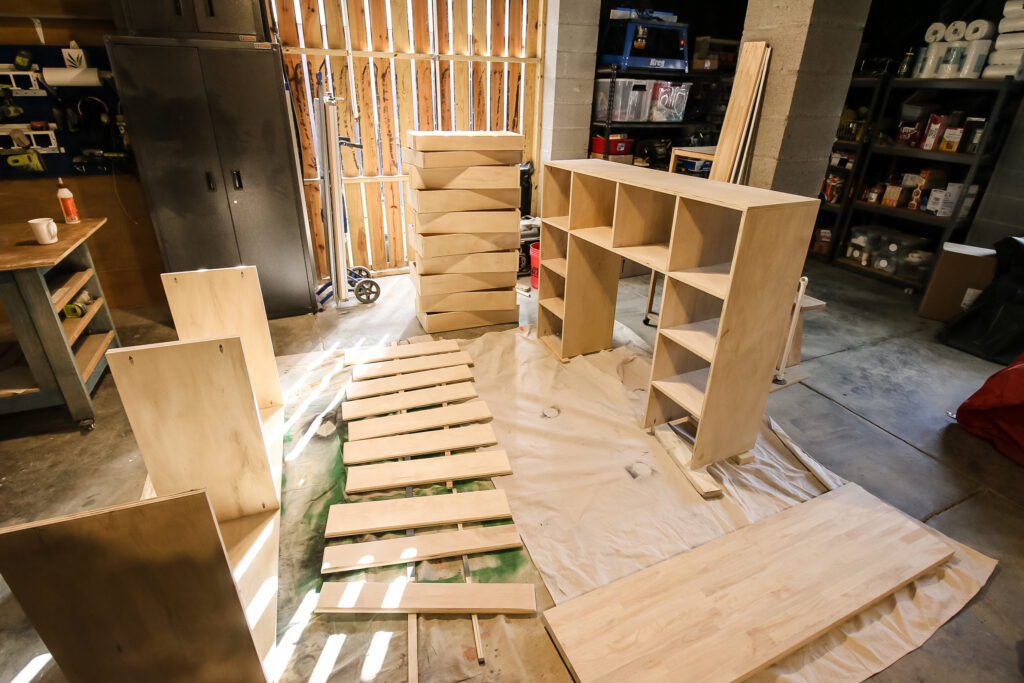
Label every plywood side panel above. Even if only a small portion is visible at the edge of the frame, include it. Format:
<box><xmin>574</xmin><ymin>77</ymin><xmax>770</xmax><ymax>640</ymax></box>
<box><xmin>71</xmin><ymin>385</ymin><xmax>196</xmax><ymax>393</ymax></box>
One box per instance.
<box><xmin>161</xmin><ymin>267</ymin><xmax>281</xmax><ymax>409</ymax></box>
<box><xmin>0</xmin><ymin>492</ymin><xmax>265</xmax><ymax>682</ymax></box>
<box><xmin>709</xmin><ymin>41</ymin><xmax>768</xmax><ymax>183</ymax></box>
<box><xmin>106</xmin><ymin>338</ymin><xmax>278</xmax><ymax>522</ymax></box>
<box><xmin>410</xmin><ymin>269</ymin><xmax>518</xmax><ymax>295</ymax></box>
<box><xmin>417</xmin><ymin>307</ymin><xmax>519</xmax><ymax>332</ymax></box>
<box><xmin>691</xmin><ymin>202</ymin><xmax>817</xmax><ymax>469</ymax></box>
<box><xmin>543</xmin><ymin>484</ymin><xmax>954</xmax><ymax>683</ymax></box>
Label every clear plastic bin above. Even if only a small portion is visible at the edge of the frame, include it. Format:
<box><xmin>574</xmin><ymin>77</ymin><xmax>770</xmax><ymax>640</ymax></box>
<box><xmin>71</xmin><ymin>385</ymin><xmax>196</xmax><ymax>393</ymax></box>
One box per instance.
<box><xmin>593</xmin><ymin>79</ymin><xmax>652</xmax><ymax>121</ymax></box>
<box><xmin>648</xmin><ymin>81</ymin><xmax>691</xmax><ymax>121</ymax></box>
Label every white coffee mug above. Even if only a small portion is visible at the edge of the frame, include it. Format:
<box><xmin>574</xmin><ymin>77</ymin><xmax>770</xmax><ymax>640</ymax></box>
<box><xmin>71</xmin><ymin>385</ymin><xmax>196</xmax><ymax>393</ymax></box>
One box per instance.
<box><xmin>29</xmin><ymin>218</ymin><xmax>59</xmax><ymax>245</ymax></box>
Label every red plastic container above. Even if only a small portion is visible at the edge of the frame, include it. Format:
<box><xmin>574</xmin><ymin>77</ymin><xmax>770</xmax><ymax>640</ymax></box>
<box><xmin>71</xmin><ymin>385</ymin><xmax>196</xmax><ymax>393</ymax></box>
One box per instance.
<box><xmin>591</xmin><ymin>136</ymin><xmax>634</xmax><ymax>155</ymax></box>
<box><xmin>529</xmin><ymin>242</ymin><xmax>540</xmax><ymax>289</ymax></box>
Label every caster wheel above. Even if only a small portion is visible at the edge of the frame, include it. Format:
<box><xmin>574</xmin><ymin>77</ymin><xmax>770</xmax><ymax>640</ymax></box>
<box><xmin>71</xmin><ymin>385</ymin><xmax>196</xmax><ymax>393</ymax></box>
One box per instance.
<box><xmin>78</xmin><ymin>419</ymin><xmax>95</xmax><ymax>431</ymax></box>
<box><xmin>642</xmin><ymin>317</ymin><xmax>654</xmax><ymax>327</ymax></box>
<box><xmin>354</xmin><ymin>278</ymin><xmax>381</xmax><ymax>304</ymax></box>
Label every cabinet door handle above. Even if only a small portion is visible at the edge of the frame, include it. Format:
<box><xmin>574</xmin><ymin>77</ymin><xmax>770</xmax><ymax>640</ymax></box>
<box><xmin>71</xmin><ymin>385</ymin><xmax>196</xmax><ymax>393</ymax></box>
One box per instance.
<box><xmin>206</xmin><ymin>0</ymin><xmax>216</xmax><ymax>16</ymax></box>
<box><xmin>205</xmin><ymin>172</ymin><xmax>216</xmax><ymax>191</ymax></box>
<box><xmin>173</xmin><ymin>0</ymin><xmax>183</xmax><ymax>16</ymax></box>
<box><xmin>232</xmin><ymin>170</ymin><xmax>243</xmax><ymax>190</ymax></box>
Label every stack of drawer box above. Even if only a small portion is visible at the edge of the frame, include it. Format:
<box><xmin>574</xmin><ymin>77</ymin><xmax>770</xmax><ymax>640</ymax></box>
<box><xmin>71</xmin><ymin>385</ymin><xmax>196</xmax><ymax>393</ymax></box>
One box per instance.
<box><xmin>404</xmin><ymin>130</ymin><xmax>524</xmax><ymax>333</ymax></box>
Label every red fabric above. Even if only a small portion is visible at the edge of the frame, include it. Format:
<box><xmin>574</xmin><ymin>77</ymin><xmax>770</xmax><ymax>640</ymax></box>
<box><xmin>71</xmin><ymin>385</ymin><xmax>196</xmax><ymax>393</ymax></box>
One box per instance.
<box><xmin>956</xmin><ymin>352</ymin><xmax>1024</xmax><ymax>466</ymax></box>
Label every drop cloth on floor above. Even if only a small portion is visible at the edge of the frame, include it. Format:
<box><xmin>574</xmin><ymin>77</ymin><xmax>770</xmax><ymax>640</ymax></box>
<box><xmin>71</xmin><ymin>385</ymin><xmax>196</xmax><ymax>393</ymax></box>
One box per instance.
<box><xmin>460</xmin><ymin>323</ymin><xmax>995</xmax><ymax>682</ymax></box>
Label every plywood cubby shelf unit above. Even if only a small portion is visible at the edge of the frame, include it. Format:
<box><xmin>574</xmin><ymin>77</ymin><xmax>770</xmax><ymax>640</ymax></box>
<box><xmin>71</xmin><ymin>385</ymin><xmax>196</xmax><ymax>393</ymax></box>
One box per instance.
<box><xmin>539</xmin><ymin>159</ymin><xmax>818</xmax><ymax>485</ymax></box>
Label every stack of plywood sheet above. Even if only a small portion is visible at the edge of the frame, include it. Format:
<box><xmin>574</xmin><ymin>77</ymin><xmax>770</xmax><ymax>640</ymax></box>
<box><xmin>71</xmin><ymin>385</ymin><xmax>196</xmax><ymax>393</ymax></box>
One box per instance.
<box><xmin>404</xmin><ymin>131</ymin><xmax>525</xmax><ymax>333</ymax></box>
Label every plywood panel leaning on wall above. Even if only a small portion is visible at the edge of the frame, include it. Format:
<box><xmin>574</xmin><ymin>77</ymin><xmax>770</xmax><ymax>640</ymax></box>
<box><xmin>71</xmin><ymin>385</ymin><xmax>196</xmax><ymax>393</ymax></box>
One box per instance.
<box><xmin>405</xmin><ymin>130</ymin><xmax>523</xmax><ymax>333</ymax></box>
<box><xmin>0</xmin><ymin>491</ymin><xmax>267</xmax><ymax>683</ymax></box>
<box><xmin>161</xmin><ymin>266</ymin><xmax>281</xmax><ymax>409</ymax></box>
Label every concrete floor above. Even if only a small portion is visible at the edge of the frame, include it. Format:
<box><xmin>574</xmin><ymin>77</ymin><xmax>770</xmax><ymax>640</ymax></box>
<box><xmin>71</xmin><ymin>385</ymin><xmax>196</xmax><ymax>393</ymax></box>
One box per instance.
<box><xmin>0</xmin><ymin>261</ymin><xmax>1021</xmax><ymax>680</ymax></box>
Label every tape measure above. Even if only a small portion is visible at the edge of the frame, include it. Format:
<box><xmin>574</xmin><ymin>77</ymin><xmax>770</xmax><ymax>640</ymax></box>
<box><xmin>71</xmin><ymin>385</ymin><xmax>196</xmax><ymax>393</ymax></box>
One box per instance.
<box><xmin>62</xmin><ymin>303</ymin><xmax>84</xmax><ymax>318</ymax></box>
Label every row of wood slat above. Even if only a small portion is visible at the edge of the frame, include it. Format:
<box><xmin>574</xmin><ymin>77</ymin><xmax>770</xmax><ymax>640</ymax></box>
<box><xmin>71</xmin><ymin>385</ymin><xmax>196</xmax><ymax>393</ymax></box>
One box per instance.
<box><xmin>278</xmin><ymin>0</ymin><xmax>545</xmax><ymax>277</ymax></box>
<box><xmin>317</xmin><ymin>339</ymin><xmax>535</xmax><ymax>620</ymax></box>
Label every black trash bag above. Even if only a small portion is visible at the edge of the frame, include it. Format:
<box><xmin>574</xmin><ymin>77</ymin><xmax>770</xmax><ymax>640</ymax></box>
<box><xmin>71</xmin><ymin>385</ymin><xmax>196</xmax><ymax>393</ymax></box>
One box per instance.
<box><xmin>938</xmin><ymin>236</ymin><xmax>1024</xmax><ymax>365</ymax></box>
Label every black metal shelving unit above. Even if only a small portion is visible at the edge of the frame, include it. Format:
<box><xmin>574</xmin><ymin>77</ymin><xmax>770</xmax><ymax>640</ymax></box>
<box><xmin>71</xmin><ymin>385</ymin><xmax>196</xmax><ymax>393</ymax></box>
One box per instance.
<box><xmin>818</xmin><ymin>75</ymin><xmax>1022</xmax><ymax>290</ymax></box>
<box><xmin>591</xmin><ymin>65</ymin><xmax>725</xmax><ymax>166</ymax></box>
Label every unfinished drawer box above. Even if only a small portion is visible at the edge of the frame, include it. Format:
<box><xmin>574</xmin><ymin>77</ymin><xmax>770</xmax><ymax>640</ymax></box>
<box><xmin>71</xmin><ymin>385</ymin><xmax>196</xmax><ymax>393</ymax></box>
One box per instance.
<box><xmin>412</xmin><ymin>210</ymin><xmax>520</xmax><ymax>235</ymax></box>
<box><xmin>406</xmin><ymin>130</ymin><xmax>526</xmax><ymax>152</ymax></box>
<box><xmin>411</xmin><ymin>231</ymin><xmax>520</xmax><ymax>259</ymax></box>
<box><xmin>417</xmin><ymin>289</ymin><xmax>517</xmax><ymax>313</ymax></box>
<box><xmin>409</xmin><ymin>165</ymin><xmax>521</xmax><ymax>190</ymax></box>
<box><xmin>417</xmin><ymin>307</ymin><xmax>520</xmax><ymax>333</ymax></box>
<box><xmin>402</xmin><ymin>147</ymin><xmax>523</xmax><ymax>168</ymax></box>
<box><xmin>409</xmin><ymin>188</ymin><xmax>521</xmax><ymax>213</ymax></box>
<box><xmin>411</xmin><ymin>269</ymin><xmax>518</xmax><ymax>296</ymax></box>
<box><xmin>414</xmin><ymin>251</ymin><xmax>519</xmax><ymax>275</ymax></box>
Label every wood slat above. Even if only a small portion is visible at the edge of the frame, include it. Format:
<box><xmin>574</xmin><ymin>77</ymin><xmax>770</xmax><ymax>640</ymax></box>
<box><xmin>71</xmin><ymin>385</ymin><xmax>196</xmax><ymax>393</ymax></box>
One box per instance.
<box><xmin>343</xmin><ymin>422</ymin><xmax>497</xmax><ymax>465</ymax></box>
<box><xmin>341</xmin><ymin>381</ymin><xmax>478</xmax><ymax>420</ymax></box>
<box><xmin>436</xmin><ymin>0</ymin><xmax>454</xmax><ymax>130</ymax></box>
<box><xmin>543</xmin><ymin>484</ymin><xmax>955</xmax><ymax>683</ymax></box>
<box><xmin>411</xmin><ymin>0</ymin><xmax>434</xmax><ymax>130</ymax></box>
<box><xmin>322</xmin><ymin>523</ymin><xmax>521</xmax><ymax>573</ymax></box>
<box><xmin>347</xmin><ymin>399</ymin><xmax>492</xmax><ymax>441</ymax></box>
<box><xmin>452</xmin><ymin>0</ymin><xmax>471</xmax><ymax>130</ymax></box>
<box><xmin>351</xmin><ymin>350</ymin><xmax>474</xmax><ymax>380</ymax></box>
<box><xmin>345</xmin><ymin>450</ymin><xmax>511</xmax><ymax>492</ymax></box>
<box><xmin>315</xmin><ymin>580</ymin><xmax>535</xmax><ymax>614</ymax></box>
<box><xmin>61</xmin><ymin>295</ymin><xmax>104</xmax><ymax>346</ymax></box>
<box><xmin>521</xmin><ymin>0</ymin><xmax>542</xmax><ymax>212</ymax></box>
<box><xmin>709</xmin><ymin>41</ymin><xmax>769</xmax><ymax>183</ymax></box>
<box><xmin>489</xmin><ymin>0</ymin><xmax>507</xmax><ymax>130</ymax></box>
<box><xmin>346</xmin><ymin>364</ymin><xmax>475</xmax><ymax>399</ymax></box>
<box><xmin>325</xmin><ymin>488</ymin><xmax>512</xmax><ymax>537</ymax></box>
<box><xmin>345</xmin><ymin>339</ymin><xmax>460</xmax><ymax>365</ymax></box>
<box><xmin>471</xmin><ymin>0</ymin><xmax>488</xmax><ymax>128</ymax></box>
<box><xmin>506</xmin><ymin>0</ymin><xmax>524</xmax><ymax>132</ymax></box>
<box><xmin>74</xmin><ymin>331</ymin><xmax>113</xmax><ymax>381</ymax></box>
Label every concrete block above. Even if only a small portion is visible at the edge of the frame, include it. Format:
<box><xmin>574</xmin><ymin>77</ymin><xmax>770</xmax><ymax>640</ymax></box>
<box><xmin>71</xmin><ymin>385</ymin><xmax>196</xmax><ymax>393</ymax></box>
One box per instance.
<box><xmin>555</xmin><ymin>50</ymin><xmax>598</xmax><ymax>79</ymax></box>
<box><xmin>557</xmin><ymin>24</ymin><xmax>600</xmax><ymax>52</ymax></box>
<box><xmin>552</xmin><ymin>76</ymin><xmax>597</xmax><ymax>104</ymax></box>
<box><xmin>743</xmin><ymin>0</ymin><xmax>815</xmax><ymax>31</ymax></box>
<box><xmin>799</xmin><ymin>25</ymin><xmax>867</xmax><ymax>75</ymax></box>
<box><xmin>557</xmin><ymin>0</ymin><xmax>601</xmax><ymax>27</ymax></box>
<box><xmin>746</xmin><ymin>154</ymin><xmax>780</xmax><ymax>190</ymax></box>
<box><xmin>766</xmin><ymin>157</ymin><xmax>829</xmax><ymax>197</ymax></box>
<box><xmin>809</xmin><ymin>1</ymin><xmax>871</xmax><ymax>30</ymax></box>
<box><xmin>551</xmin><ymin>102</ymin><xmax>593</xmax><ymax>128</ymax></box>
<box><xmin>788</xmin><ymin>73</ymin><xmax>853</xmax><ymax>119</ymax></box>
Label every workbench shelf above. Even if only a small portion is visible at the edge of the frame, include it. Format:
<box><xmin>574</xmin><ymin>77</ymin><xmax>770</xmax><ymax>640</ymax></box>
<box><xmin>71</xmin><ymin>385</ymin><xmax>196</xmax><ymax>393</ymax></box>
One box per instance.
<box><xmin>538</xmin><ymin>159</ymin><xmax>817</xmax><ymax>471</ymax></box>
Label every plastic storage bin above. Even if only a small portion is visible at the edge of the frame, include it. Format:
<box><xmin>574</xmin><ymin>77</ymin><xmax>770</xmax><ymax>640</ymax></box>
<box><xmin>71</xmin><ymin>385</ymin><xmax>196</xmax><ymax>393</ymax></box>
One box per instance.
<box><xmin>648</xmin><ymin>81</ymin><xmax>691</xmax><ymax>121</ymax></box>
<box><xmin>593</xmin><ymin>79</ymin><xmax>652</xmax><ymax>121</ymax></box>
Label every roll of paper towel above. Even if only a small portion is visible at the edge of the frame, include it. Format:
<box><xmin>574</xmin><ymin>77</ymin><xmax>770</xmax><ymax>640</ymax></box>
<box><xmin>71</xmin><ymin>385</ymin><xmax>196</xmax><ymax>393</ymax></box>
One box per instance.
<box><xmin>945</xmin><ymin>20</ymin><xmax>968</xmax><ymax>41</ymax></box>
<box><xmin>961</xmin><ymin>39</ymin><xmax>992</xmax><ymax>77</ymax></box>
<box><xmin>925</xmin><ymin>22</ymin><xmax>947</xmax><ymax>42</ymax></box>
<box><xmin>999</xmin><ymin>16</ymin><xmax>1024</xmax><ymax>32</ymax></box>
<box><xmin>1005</xmin><ymin>1</ymin><xmax>1024</xmax><ymax>16</ymax></box>
<box><xmin>42</xmin><ymin>67</ymin><xmax>101</xmax><ymax>87</ymax></box>
<box><xmin>920</xmin><ymin>42</ymin><xmax>946</xmax><ymax>77</ymax></box>
<box><xmin>988</xmin><ymin>48</ymin><xmax>1024</xmax><ymax>64</ymax></box>
<box><xmin>996</xmin><ymin>32</ymin><xmax>1024</xmax><ymax>50</ymax></box>
<box><xmin>936</xmin><ymin>41</ymin><xmax>969</xmax><ymax>77</ymax></box>
<box><xmin>966</xmin><ymin>19</ymin><xmax>997</xmax><ymax>40</ymax></box>
<box><xmin>982</xmin><ymin>62</ymin><xmax>1024</xmax><ymax>79</ymax></box>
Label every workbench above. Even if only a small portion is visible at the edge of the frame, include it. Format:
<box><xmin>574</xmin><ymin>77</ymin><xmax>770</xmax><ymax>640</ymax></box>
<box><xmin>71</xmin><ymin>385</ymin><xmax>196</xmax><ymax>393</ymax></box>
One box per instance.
<box><xmin>0</xmin><ymin>218</ymin><xmax>119</xmax><ymax>427</ymax></box>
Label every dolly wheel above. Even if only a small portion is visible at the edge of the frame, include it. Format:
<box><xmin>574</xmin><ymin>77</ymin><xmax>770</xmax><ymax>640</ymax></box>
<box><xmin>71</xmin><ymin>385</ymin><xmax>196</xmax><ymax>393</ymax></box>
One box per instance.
<box><xmin>351</xmin><ymin>266</ymin><xmax>371</xmax><ymax>279</ymax></box>
<box><xmin>354</xmin><ymin>278</ymin><xmax>381</xmax><ymax>304</ymax></box>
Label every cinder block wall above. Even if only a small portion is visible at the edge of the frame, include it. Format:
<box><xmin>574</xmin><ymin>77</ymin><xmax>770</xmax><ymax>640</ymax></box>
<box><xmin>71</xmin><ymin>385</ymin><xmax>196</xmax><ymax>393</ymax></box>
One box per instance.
<box><xmin>540</xmin><ymin>0</ymin><xmax>601</xmax><ymax>162</ymax></box>
<box><xmin>741</xmin><ymin>0</ymin><xmax>869</xmax><ymax>196</ymax></box>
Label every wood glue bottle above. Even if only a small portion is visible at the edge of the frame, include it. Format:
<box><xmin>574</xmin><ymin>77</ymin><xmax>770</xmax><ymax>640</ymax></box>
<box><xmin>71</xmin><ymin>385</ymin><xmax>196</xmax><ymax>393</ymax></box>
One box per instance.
<box><xmin>57</xmin><ymin>178</ymin><xmax>80</xmax><ymax>223</ymax></box>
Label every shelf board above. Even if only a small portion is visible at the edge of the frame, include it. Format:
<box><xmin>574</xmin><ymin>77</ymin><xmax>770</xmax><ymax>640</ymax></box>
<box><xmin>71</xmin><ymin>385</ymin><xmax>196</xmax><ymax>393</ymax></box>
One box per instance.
<box><xmin>539</xmin><ymin>296</ymin><xmax>566</xmax><ymax>319</ymax></box>
<box><xmin>890</xmin><ymin>77</ymin><xmax>1017</xmax><ymax>91</ymax></box>
<box><xmin>833</xmin><ymin>139</ymin><xmax>860</xmax><ymax>151</ymax></box>
<box><xmin>652</xmin><ymin>367</ymin><xmax>709</xmax><ymax>418</ymax></box>
<box><xmin>74</xmin><ymin>331</ymin><xmax>114</xmax><ymax>382</ymax></box>
<box><xmin>668</xmin><ymin>262</ymin><xmax>731</xmax><ymax>300</ymax></box>
<box><xmin>871</xmin><ymin>143</ymin><xmax>977</xmax><ymax>165</ymax></box>
<box><xmin>617</xmin><ymin>242</ymin><xmax>670</xmax><ymax>272</ymax></box>
<box><xmin>49</xmin><ymin>268</ymin><xmax>93</xmax><ymax>311</ymax></box>
<box><xmin>0</xmin><ymin>360</ymin><xmax>40</xmax><ymax>399</ymax></box>
<box><xmin>542</xmin><ymin>258</ymin><xmax>567</xmax><ymax>278</ymax></box>
<box><xmin>572</xmin><ymin>226</ymin><xmax>614</xmax><ymax>250</ymax></box>
<box><xmin>835</xmin><ymin>257</ymin><xmax>924</xmax><ymax>289</ymax></box>
<box><xmin>819</xmin><ymin>201</ymin><xmax>841</xmax><ymax>214</ymax></box>
<box><xmin>592</xmin><ymin>120</ymin><xmax>690</xmax><ymax>129</ymax></box>
<box><xmin>61</xmin><ymin>296</ymin><xmax>104</xmax><ymax>346</ymax></box>
<box><xmin>659</xmin><ymin>318</ymin><xmax>720</xmax><ymax>362</ymax></box>
<box><xmin>851</xmin><ymin>201</ymin><xmax>964</xmax><ymax>228</ymax></box>
<box><xmin>542</xmin><ymin>216</ymin><xmax>569</xmax><ymax>231</ymax></box>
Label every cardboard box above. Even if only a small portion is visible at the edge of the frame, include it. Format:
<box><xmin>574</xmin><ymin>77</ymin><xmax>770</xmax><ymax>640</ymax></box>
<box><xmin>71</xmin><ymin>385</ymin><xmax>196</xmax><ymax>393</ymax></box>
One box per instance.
<box><xmin>918</xmin><ymin>243</ymin><xmax>998</xmax><ymax>321</ymax></box>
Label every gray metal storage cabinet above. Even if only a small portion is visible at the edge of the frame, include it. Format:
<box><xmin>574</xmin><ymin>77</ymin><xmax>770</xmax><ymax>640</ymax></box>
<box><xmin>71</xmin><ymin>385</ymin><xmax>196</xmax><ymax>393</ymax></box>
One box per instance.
<box><xmin>105</xmin><ymin>36</ymin><xmax>317</xmax><ymax>317</ymax></box>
